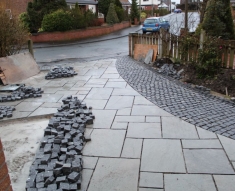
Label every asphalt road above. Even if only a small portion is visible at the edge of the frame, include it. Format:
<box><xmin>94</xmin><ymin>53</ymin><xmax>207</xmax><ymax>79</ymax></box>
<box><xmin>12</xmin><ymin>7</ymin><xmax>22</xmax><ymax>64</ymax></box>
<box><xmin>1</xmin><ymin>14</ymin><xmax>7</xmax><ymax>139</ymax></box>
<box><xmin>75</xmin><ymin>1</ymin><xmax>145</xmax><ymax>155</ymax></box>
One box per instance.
<box><xmin>33</xmin><ymin>12</ymin><xmax>199</xmax><ymax>65</ymax></box>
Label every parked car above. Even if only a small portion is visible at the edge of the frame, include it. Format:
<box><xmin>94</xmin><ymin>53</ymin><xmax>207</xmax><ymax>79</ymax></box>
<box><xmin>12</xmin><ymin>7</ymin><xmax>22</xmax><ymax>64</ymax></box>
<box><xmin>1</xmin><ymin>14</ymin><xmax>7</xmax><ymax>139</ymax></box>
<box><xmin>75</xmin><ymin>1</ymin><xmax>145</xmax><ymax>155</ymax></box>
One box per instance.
<box><xmin>174</xmin><ymin>9</ymin><xmax>182</xmax><ymax>13</ymax></box>
<box><xmin>142</xmin><ymin>17</ymin><xmax>170</xmax><ymax>34</ymax></box>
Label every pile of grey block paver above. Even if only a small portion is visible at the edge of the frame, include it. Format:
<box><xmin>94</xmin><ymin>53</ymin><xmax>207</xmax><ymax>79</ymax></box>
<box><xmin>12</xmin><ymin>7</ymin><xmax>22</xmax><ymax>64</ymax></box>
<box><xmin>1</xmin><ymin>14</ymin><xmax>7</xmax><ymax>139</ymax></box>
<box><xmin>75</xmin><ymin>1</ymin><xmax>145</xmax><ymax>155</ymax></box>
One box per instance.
<box><xmin>116</xmin><ymin>56</ymin><xmax>235</xmax><ymax>139</ymax></box>
<box><xmin>26</xmin><ymin>96</ymin><xmax>94</xmax><ymax>191</ymax></box>
<box><xmin>45</xmin><ymin>66</ymin><xmax>78</xmax><ymax>80</ymax></box>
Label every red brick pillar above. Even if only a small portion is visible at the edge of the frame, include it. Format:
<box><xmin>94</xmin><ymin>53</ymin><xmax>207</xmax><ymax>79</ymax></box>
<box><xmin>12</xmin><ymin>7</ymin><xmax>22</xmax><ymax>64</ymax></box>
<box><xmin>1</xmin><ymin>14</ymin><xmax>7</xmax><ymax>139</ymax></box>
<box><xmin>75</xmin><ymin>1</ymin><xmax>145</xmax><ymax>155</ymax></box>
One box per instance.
<box><xmin>0</xmin><ymin>139</ymin><xmax>12</xmax><ymax>191</ymax></box>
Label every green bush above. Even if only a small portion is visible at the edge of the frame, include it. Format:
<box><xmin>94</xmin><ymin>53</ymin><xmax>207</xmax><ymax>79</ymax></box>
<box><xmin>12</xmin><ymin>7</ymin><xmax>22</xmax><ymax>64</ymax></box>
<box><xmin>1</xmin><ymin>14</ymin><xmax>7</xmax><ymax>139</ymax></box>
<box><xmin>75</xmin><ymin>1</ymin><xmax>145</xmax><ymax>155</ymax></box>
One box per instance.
<box><xmin>41</xmin><ymin>10</ymin><xmax>73</xmax><ymax>32</ymax></box>
<box><xmin>115</xmin><ymin>6</ymin><xmax>124</xmax><ymax>22</ymax></box>
<box><xmin>85</xmin><ymin>9</ymin><xmax>96</xmax><ymax>27</ymax></box>
<box><xmin>106</xmin><ymin>2</ymin><xmax>119</xmax><ymax>24</ymax></box>
<box><xmin>71</xmin><ymin>3</ymin><xmax>86</xmax><ymax>29</ymax></box>
<box><xmin>19</xmin><ymin>12</ymin><xmax>30</xmax><ymax>31</ymax></box>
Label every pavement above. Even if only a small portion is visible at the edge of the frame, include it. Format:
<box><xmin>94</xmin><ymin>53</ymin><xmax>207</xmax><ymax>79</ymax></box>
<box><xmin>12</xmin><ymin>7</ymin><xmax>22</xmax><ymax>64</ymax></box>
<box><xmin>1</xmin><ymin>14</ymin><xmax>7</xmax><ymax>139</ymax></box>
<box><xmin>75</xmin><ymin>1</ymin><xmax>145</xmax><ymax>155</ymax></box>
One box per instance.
<box><xmin>0</xmin><ymin>57</ymin><xmax>235</xmax><ymax>191</ymax></box>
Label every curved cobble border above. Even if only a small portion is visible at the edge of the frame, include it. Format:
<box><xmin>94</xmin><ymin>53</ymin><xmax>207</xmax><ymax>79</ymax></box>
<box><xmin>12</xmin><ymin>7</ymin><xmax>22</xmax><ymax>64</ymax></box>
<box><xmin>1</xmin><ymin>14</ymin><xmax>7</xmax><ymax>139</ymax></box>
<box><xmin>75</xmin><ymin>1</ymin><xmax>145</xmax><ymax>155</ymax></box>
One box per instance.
<box><xmin>116</xmin><ymin>56</ymin><xmax>235</xmax><ymax>140</ymax></box>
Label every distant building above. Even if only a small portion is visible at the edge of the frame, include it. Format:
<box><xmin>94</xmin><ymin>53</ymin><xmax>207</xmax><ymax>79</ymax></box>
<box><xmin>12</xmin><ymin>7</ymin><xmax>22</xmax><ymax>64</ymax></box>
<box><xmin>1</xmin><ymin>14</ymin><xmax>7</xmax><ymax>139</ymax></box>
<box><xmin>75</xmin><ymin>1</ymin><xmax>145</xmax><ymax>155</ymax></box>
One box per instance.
<box><xmin>66</xmin><ymin>0</ymin><xmax>98</xmax><ymax>13</ymax></box>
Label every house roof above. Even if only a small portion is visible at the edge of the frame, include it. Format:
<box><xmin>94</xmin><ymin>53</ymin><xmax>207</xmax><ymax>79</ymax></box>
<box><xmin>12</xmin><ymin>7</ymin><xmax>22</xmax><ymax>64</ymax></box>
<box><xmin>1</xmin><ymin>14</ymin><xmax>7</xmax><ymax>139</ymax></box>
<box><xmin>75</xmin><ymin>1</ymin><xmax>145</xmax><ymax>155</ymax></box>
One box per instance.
<box><xmin>120</xmin><ymin>0</ymin><xmax>131</xmax><ymax>5</ymax></box>
<box><xmin>158</xmin><ymin>3</ymin><xmax>168</xmax><ymax>8</ymax></box>
<box><xmin>66</xmin><ymin>0</ymin><xmax>98</xmax><ymax>5</ymax></box>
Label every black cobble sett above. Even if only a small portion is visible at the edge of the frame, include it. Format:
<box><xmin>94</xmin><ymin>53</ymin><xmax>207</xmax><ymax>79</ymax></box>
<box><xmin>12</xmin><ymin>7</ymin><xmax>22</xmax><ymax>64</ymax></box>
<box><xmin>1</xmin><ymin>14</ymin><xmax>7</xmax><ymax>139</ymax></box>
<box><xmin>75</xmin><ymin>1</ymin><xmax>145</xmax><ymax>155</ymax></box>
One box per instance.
<box><xmin>26</xmin><ymin>96</ymin><xmax>94</xmax><ymax>191</ymax></box>
<box><xmin>116</xmin><ymin>56</ymin><xmax>235</xmax><ymax>140</ymax></box>
<box><xmin>45</xmin><ymin>66</ymin><xmax>77</xmax><ymax>80</ymax></box>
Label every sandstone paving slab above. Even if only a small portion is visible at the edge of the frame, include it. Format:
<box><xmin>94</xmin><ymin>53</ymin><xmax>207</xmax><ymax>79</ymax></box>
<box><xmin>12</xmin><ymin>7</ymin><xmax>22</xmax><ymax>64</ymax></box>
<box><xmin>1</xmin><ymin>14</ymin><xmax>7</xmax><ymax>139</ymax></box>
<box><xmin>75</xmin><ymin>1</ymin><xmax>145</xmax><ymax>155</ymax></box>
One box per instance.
<box><xmin>121</xmin><ymin>138</ymin><xmax>143</xmax><ymax>158</ymax></box>
<box><xmin>105</xmin><ymin>82</ymin><xmax>127</xmax><ymax>88</ymax></box>
<box><xmin>15</xmin><ymin>102</ymin><xmax>43</xmax><ymax>112</ymax></box>
<box><xmin>101</xmin><ymin>74</ymin><xmax>120</xmax><ymax>78</ymax></box>
<box><xmin>162</xmin><ymin>117</ymin><xmax>198</xmax><ymax>139</ymax></box>
<box><xmin>146</xmin><ymin>116</ymin><xmax>161</xmax><ymax>123</ymax></box>
<box><xmin>134</xmin><ymin>96</ymin><xmax>155</xmax><ymax>105</ymax></box>
<box><xmin>139</xmin><ymin>172</ymin><xmax>163</xmax><ymax>188</ymax></box>
<box><xmin>85</xmin><ymin>68</ymin><xmax>106</xmax><ymax>76</ymax></box>
<box><xmin>111</xmin><ymin>122</ymin><xmax>128</xmax><ymax>129</ymax></box>
<box><xmin>196</xmin><ymin>127</ymin><xmax>217</xmax><ymax>139</ymax></box>
<box><xmin>213</xmin><ymin>175</ymin><xmax>235</xmax><ymax>191</ymax></box>
<box><xmin>88</xmin><ymin>158</ymin><xmax>140</xmax><ymax>191</ymax></box>
<box><xmin>164</xmin><ymin>174</ymin><xmax>217</xmax><ymax>191</ymax></box>
<box><xmin>141</xmin><ymin>139</ymin><xmax>186</xmax><ymax>173</ymax></box>
<box><xmin>218</xmin><ymin>135</ymin><xmax>235</xmax><ymax>161</ymax></box>
<box><xmin>117</xmin><ymin>108</ymin><xmax>131</xmax><ymax>115</ymax></box>
<box><xmin>182</xmin><ymin>140</ymin><xmax>222</xmax><ymax>149</ymax></box>
<box><xmin>29</xmin><ymin>107</ymin><xmax>58</xmax><ymax>117</ymax></box>
<box><xmin>83</xmin><ymin>99</ymin><xmax>107</xmax><ymax>109</ymax></box>
<box><xmin>112</xmin><ymin>88</ymin><xmax>140</xmax><ymax>96</ymax></box>
<box><xmin>81</xmin><ymin>169</ymin><xmax>93</xmax><ymax>191</ymax></box>
<box><xmin>184</xmin><ymin>149</ymin><xmax>235</xmax><ymax>174</ymax></box>
<box><xmin>139</xmin><ymin>189</ymin><xmax>163</xmax><ymax>191</ymax></box>
<box><xmin>127</xmin><ymin>123</ymin><xmax>162</xmax><ymax>138</ymax></box>
<box><xmin>82</xmin><ymin>156</ymin><xmax>98</xmax><ymax>169</ymax></box>
<box><xmin>83</xmin><ymin>129</ymin><xmax>126</xmax><ymax>157</ymax></box>
<box><xmin>132</xmin><ymin>105</ymin><xmax>173</xmax><ymax>116</ymax></box>
<box><xmin>24</xmin><ymin>94</ymin><xmax>63</xmax><ymax>103</ymax></box>
<box><xmin>114</xmin><ymin>116</ymin><xmax>145</xmax><ymax>123</ymax></box>
<box><xmin>86</xmin><ymin>78</ymin><xmax>108</xmax><ymax>85</ymax></box>
<box><xmin>105</xmin><ymin>96</ymin><xmax>134</xmax><ymax>109</ymax></box>
<box><xmin>86</xmin><ymin>88</ymin><xmax>113</xmax><ymax>100</ymax></box>
<box><xmin>91</xmin><ymin>110</ymin><xmax>116</xmax><ymax>129</ymax></box>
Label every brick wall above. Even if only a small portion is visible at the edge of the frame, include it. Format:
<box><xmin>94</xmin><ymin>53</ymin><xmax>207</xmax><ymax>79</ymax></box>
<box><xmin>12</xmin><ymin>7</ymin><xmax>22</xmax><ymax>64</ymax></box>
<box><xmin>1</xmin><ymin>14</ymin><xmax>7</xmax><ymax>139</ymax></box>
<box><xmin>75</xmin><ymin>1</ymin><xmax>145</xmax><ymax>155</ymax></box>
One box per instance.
<box><xmin>2</xmin><ymin>0</ymin><xmax>31</xmax><ymax>15</ymax></box>
<box><xmin>0</xmin><ymin>139</ymin><xmax>12</xmax><ymax>191</ymax></box>
<box><xmin>30</xmin><ymin>21</ymin><xmax>131</xmax><ymax>43</ymax></box>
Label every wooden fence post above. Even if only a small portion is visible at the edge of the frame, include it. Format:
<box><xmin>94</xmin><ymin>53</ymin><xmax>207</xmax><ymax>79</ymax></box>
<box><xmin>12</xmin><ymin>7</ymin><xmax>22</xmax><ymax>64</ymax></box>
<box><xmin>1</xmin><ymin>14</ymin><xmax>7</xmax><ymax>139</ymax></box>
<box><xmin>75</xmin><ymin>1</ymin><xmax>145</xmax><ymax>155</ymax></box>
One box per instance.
<box><xmin>28</xmin><ymin>39</ymin><xmax>34</xmax><ymax>58</ymax></box>
<box><xmin>200</xmin><ymin>29</ymin><xmax>206</xmax><ymax>50</ymax></box>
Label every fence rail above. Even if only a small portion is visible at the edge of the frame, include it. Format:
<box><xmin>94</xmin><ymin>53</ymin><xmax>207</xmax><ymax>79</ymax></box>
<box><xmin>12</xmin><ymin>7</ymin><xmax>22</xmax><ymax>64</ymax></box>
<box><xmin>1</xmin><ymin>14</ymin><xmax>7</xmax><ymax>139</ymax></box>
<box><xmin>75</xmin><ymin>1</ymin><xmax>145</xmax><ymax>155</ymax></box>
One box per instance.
<box><xmin>129</xmin><ymin>32</ymin><xmax>235</xmax><ymax>69</ymax></box>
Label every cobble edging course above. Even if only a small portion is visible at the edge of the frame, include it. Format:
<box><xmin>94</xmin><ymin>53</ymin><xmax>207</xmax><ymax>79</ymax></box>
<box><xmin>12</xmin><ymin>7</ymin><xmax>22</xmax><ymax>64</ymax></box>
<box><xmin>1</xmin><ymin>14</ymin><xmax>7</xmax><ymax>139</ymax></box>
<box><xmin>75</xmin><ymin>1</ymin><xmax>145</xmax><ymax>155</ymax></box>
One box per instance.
<box><xmin>26</xmin><ymin>96</ymin><xmax>94</xmax><ymax>191</ymax></box>
<box><xmin>116</xmin><ymin>56</ymin><xmax>235</xmax><ymax>139</ymax></box>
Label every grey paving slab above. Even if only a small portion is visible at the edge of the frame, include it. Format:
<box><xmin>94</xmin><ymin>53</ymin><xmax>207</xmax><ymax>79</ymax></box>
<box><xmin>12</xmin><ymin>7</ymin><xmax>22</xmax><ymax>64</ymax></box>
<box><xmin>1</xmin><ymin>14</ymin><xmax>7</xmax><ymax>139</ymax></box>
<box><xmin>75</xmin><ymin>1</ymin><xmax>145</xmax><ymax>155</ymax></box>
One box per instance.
<box><xmin>132</xmin><ymin>105</ymin><xmax>172</xmax><ymax>116</ymax></box>
<box><xmin>70</xmin><ymin>81</ymin><xmax>87</xmax><ymax>89</ymax></box>
<box><xmin>83</xmin><ymin>129</ymin><xmax>126</xmax><ymax>157</ymax></box>
<box><xmin>114</xmin><ymin>116</ymin><xmax>145</xmax><ymax>122</ymax></box>
<box><xmin>117</xmin><ymin>108</ymin><xmax>131</xmax><ymax>115</ymax></box>
<box><xmin>85</xmin><ymin>68</ymin><xmax>106</xmax><ymax>76</ymax></box>
<box><xmin>86</xmin><ymin>78</ymin><xmax>108</xmax><ymax>85</ymax></box>
<box><xmin>2</xmin><ymin>111</ymin><xmax>31</xmax><ymax>120</ymax></box>
<box><xmin>15</xmin><ymin>102</ymin><xmax>43</xmax><ymax>112</ymax></box>
<box><xmin>88</xmin><ymin>158</ymin><xmax>140</xmax><ymax>191</ymax></box>
<box><xmin>44</xmin><ymin>80</ymin><xmax>67</xmax><ymax>87</ymax></box>
<box><xmin>164</xmin><ymin>174</ymin><xmax>217</xmax><ymax>191</ymax></box>
<box><xmin>121</xmin><ymin>138</ymin><xmax>143</xmax><ymax>158</ymax></box>
<box><xmin>196</xmin><ymin>127</ymin><xmax>217</xmax><ymax>139</ymax></box>
<box><xmin>72</xmin><ymin>75</ymin><xmax>91</xmax><ymax>81</ymax></box>
<box><xmin>146</xmin><ymin>116</ymin><xmax>161</xmax><ymax>123</ymax></box>
<box><xmin>81</xmin><ymin>169</ymin><xmax>93</xmax><ymax>191</ymax></box>
<box><xmin>42</xmin><ymin>87</ymin><xmax>62</xmax><ymax>93</ymax></box>
<box><xmin>83</xmin><ymin>84</ymin><xmax>104</xmax><ymax>88</ymax></box>
<box><xmin>23</xmin><ymin>94</ymin><xmax>63</xmax><ymax>103</ymax></box>
<box><xmin>139</xmin><ymin>172</ymin><xmax>163</xmax><ymax>188</ymax></box>
<box><xmin>108</xmin><ymin>79</ymin><xmax>125</xmax><ymax>82</ymax></box>
<box><xmin>86</xmin><ymin>88</ymin><xmax>113</xmax><ymax>100</ymax></box>
<box><xmin>139</xmin><ymin>189</ymin><xmax>163</xmax><ymax>191</ymax></box>
<box><xmin>134</xmin><ymin>96</ymin><xmax>155</xmax><ymax>105</ymax></box>
<box><xmin>105</xmin><ymin>82</ymin><xmax>127</xmax><ymax>88</ymax></box>
<box><xmin>233</xmin><ymin>162</ymin><xmax>235</xmax><ymax>168</ymax></box>
<box><xmin>91</xmin><ymin>110</ymin><xmax>116</xmax><ymax>129</ymax></box>
<box><xmin>162</xmin><ymin>117</ymin><xmax>198</xmax><ymax>139</ymax></box>
<box><xmin>101</xmin><ymin>74</ymin><xmax>120</xmax><ymax>78</ymax></box>
<box><xmin>184</xmin><ymin>149</ymin><xmax>235</xmax><ymax>174</ymax></box>
<box><xmin>214</xmin><ymin>175</ymin><xmax>235</xmax><ymax>191</ymax></box>
<box><xmin>127</xmin><ymin>123</ymin><xmax>162</xmax><ymax>138</ymax></box>
<box><xmin>0</xmin><ymin>100</ymin><xmax>21</xmax><ymax>106</ymax></box>
<box><xmin>111</xmin><ymin>122</ymin><xmax>128</xmax><ymax>129</ymax></box>
<box><xmin>83</xmin><ymin>99</ymin><xmax>107</xmax><ymax>109</ymax></box>
<box><xmin>105</xmin><ymin>96</ymin><xmax>134</xmax><ymax>109</ymax></box>
<box><xmin>182</xmin><ymin>140</ymin><xmax>222</xmax><ymax>149</ymax></box>
<box><xmin>112</xmin><ymin>88</ymin><xmax>140</xmax><ymax>96</ymax></box>
<box><xmin>218</xmin><ymin>135</ymin><xmax>235</xmax><ymax>161</ymax></box>
<box><xmin>141</xmin><ymin>139</ymin><xmax>186</xmax><ymax>173</ymax></box>
<box><xmin>29</xmin><ymin>107</ymin><xmax>58</xmax><ymax>117</ymax></box>
<box><xmin>82</xmin><ymin>156</ymin><xmax>98</xmax><ymax>169</ymax></box>
<box><xmin>55</xmin><ymin>90</ymin><xmax>78</xmax><ymax>95</ymax></box>
<box><xmin>77</xmin><ymin>90</ymin><xmax>90</xmax><ymax>95</ymax></box>
<box><xmin>58</xmin><ymin>94</ymin><xmax>86</xmax><ymax>102</ymax></box>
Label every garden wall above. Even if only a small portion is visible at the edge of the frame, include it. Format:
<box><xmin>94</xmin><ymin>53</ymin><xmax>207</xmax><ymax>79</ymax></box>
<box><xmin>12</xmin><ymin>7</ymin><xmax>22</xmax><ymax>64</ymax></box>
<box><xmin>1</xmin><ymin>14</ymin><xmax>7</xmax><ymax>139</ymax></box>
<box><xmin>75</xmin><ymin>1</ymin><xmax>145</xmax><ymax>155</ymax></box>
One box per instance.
<box><xmin>30</xmin><ymin>21</ymin><xmax>130</xmax><ymax>43</ymax></box>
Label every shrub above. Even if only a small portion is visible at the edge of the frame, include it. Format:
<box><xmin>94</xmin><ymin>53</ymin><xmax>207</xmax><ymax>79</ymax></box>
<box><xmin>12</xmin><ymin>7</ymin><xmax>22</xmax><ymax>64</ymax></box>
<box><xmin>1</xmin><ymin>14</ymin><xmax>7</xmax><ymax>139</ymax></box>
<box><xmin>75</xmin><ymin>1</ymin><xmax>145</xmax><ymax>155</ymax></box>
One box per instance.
<box><xmin>85</xmin><ymin>9</ymin><xmax>96</xmax><ymax>27</ymax></box>
<box><xmin>115</xmin><ymin>6</ymin><xmax>124</xmax><ymax>22</ymax></box>
<box><xmin>71</xmin><ymin>3</ymin><xmax>86</xmax><ymax>29</ymax></box>
<box><xmin>106</xmin><ymin>1</ymin><xmax>119</xmax><ymax>24</ymax></box>
<box><xmin>19</xmin><ymin>12</ymin><xmax>30</xmax><ymax>31</ymax></box>
<box><xmin>41</xmin><ymin>10</ymin><xmax>73</xmax><ymax>32</ymax></box>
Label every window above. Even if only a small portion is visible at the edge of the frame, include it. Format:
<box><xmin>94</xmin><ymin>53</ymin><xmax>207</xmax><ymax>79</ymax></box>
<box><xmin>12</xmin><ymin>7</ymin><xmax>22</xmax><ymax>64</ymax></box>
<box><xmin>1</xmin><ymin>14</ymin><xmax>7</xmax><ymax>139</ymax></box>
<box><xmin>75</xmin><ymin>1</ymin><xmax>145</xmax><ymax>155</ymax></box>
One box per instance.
<box><xmin>5</xmin><ymin>9</ymin><xmax>12</xmax><ymax>19</ymax></box>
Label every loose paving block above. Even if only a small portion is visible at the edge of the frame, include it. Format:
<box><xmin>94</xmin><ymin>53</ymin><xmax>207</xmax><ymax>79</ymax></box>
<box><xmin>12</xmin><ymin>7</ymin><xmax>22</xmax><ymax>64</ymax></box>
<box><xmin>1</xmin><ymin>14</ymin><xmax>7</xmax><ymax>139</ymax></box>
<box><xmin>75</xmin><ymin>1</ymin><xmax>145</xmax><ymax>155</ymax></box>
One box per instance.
<box><xmin>218</xmin><ymin>135</ymin><xmax>235</xmax><ymax>161</ymax></box>
<box><xmin>131</xmin><ymin>105</ymin><xmax>172</xmax><ymax>116</ymax></box>
<box><xmin>196</xmin><ymin>127</ymin><xmax>217</xmax><ymax>139</ymax></box>
<box><xmin>146</xmin><ymin>116</ymin><xmax>161</xmax><ymax>123</ymax></box>
<box><xmin>111</xmin><ymin>122</ymin><xmax>128</xmax><ymax>129</ymax></box>
<box><xmin>114</xmin><ymin>116</ymin><xmax>145</xmax><ymax>123</ymax></box>
<box><xmin>214</xmin><ymin>175</ymin><xmax>235</xmax><ymax>191</ymax></box>
<box><xmin>121</xmin><ymin>138</ymin><xmax>143</xmax><ymax>158</ymax></box>
<box><xmin>82</xmin><ymin>156</ymin><xmax>98</xmax><ymax>169</ymax></box>
<box><xmin>134</xmin><ymin>96</ymin><xmax>155</xmax><ymax>105</ymax></box>
<box><xmin>182</xmin><ymin>140</ymin><xmax>222</xmax><ymax>149</ymax></box>
<box><xmin>88</xmin><ymin>158</ymin><xmax>140</xmax><ymax>191</ymax></box>
<box><xmin>117</xmin><ymin>108</ymin><xmax>131</xmax><ymax>116</ymax></box>
<box><xmin>91</xmin><ymin>110</ymin><xmax>116</xmax><ymax>129</ymax></box>
<box><xmin>105</xmin><ymin>96</ymin><xmax>134</xmax><ymax>110</ymax></box>
<box><xmin>83</xmin><ymin>129</ymin><xmax>125</xmax><ymax>157</ymax></box>
<box><xmin>139</xmin><ymin>172</ymin><xmax>163</xmax><ymax>188</ymax></box>
<box><xmin>141</xmin><ymin>139</ymin><xmax>186</xmax><ymax>173</ymax></box>
<box><xmin>184</xmin><ymin>149</ymin><xmax>235</xmax><ymax>174</ymax></box>
<box><xmin>112</xmin><ymin>89</ymin><xmax>139</xmax><ymax>96</ymax></box>
<box><xmin>105</xmin><ymin>82</ymin><xmax>127</xmax><ymax>88</ymax></box>
<box><xmin>86</xmin><ymin>88</ymin><xmax>113</xmax><ymax>100</ymax></box>
<box><xmin>165</xmin><ymin>174</ymin><xmax>217</xmax><ymax>191</ymax></box>
<box><xmin>162</xmin><ymin>117</ymin><xmax>198</xmax><ymax>139</ymax></box>
<box><xmin>127</xmin><ymin>123</ymin><xmax>161</xmax><ymax>138</ymax></box>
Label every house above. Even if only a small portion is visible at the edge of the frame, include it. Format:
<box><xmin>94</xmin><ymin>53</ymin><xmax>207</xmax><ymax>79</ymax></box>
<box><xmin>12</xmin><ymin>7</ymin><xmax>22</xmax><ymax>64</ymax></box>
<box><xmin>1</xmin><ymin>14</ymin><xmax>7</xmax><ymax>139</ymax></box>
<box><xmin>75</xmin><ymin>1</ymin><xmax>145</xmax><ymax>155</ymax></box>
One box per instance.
<box><xmin>138</xmin><ymin>0</ymin><xmax>161</xmax><ymax>11</ymax></box>
<box><xmin>66</xmin><ymin>0</ymin><xmax>98</xmax><ymax>13</ymax></box>
<box><xmin>120</xmin><ymin>0</ymin><xmax>131</xmax><ymax>12</ymax></box>
<box><xmin>231</xmin><ymin>0</ymin><xmax>235</xmax><ymax>7</ymax></box>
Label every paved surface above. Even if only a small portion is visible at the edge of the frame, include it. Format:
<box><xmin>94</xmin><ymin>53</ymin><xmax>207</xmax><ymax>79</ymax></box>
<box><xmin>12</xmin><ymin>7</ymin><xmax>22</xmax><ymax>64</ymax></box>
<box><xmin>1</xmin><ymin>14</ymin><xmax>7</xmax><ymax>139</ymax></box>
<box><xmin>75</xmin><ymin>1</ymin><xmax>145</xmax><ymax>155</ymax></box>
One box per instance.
<box><xmin>0</xmin><ymin>58</ymin><xmax>235</xmax><ymax>191</ymax></box>
<box><xmin>116</xmin><ymin>56</ymin><xmax>235</xmax><ymax>140</ymax></box>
